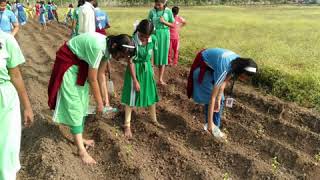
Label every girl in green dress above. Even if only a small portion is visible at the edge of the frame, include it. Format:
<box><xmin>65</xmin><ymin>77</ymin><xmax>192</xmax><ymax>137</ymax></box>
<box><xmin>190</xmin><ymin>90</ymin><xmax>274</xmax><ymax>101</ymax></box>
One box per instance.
<box><xmin>49</xmin><ymin>32</ymin><xmax>135</xmax><ymax>164</ymax></box>
<box><xmin>121</xmin><ymin>20</ymin><xmax>164</xmax><ymax>138</ymax></box>
<box><xmin>0</xmin><ymin>32</ymin><xmax>34</xmax><ymax>179</ymax></box>
<box><xmin>148</xmin><ymin>0</ymin><xmax>174</xmax><ymax>85</ymax></box>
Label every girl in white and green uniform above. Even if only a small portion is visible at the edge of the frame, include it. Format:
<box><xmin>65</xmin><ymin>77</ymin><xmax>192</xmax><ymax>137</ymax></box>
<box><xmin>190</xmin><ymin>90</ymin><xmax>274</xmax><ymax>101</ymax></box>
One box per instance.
<box><xmin>121</xmin><ymin>20</ymin><xmax>163</xmax><ymax>138</ymax></box>
<box><xmin>49</xmin><ymin>32</ymin><xmax>135</xmax><ymax>164</ymax></box>
<box><xmin>0</xmin><ymin>31</ymin><xmax>34</xmax><ymax>179</ymax></box>
<box><xmin>148</xmin><ymin>0</ymin><xmax>174</xmax><ymax>85</ymax></box>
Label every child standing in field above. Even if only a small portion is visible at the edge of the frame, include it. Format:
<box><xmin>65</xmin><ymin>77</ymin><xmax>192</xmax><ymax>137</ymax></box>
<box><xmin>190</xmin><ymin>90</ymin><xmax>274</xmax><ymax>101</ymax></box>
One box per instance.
<box><xmin>148</xmin><ymin>0</ymin><xmax>174</xmax><ymax>85</ymax></box>
<box><xmin>39</xmin><ymin>1</ymin><xmax>46</xmax><ymax>31</ymax></box>
<box><xmin>0</xmin><ymin>31</ymin><xmax>34</xmax><ymax>180</ymax></box>
<box><xmin>48</xmin><ymin>32</ymin><xmax>136</xmax><ymax>164</ymax></box>
<box><xmin>121</xmin><ymin>20</ymin><xmax>163</xmax><ymax>138</ymax></box>
<box><xmin>168</xmin><ymin>6</ymin><xmax>186</xmax><ymax>66</ymax></box>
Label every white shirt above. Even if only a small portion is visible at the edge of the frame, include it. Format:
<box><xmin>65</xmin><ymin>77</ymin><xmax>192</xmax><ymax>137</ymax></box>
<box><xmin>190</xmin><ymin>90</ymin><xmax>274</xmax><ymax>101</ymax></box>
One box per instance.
<box><xmin>78</xmin><ymin>2</ymin><xmax>95</xmax><ymax>34</ymax></box>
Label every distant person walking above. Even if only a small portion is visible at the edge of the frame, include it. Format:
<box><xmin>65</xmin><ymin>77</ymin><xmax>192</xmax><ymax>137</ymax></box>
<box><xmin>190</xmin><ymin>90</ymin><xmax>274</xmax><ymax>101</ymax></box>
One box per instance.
<box><xmin>16</xmin><ymin>0</ymin><xmax>27</xmax><ymax>26</ymax></box>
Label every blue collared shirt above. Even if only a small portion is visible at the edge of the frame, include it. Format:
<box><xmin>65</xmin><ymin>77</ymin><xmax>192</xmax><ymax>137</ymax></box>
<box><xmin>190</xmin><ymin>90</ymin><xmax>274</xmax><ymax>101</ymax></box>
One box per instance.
<box><xmin>192</xmin><ymin>48</ymin><xmax>239</xmax><ymax>104</ymax></box>
<box><xmin>0</xmin><ymin>10</ymin><xmax>18</xmax><ymax>33</ymax></box>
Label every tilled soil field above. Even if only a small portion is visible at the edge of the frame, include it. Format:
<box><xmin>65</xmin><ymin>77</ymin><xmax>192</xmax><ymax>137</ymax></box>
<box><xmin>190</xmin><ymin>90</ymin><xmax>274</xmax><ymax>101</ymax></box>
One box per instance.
<box><xmin>16</xmin><ymin>20</ymin><xmax>320</xmax><ymax>180</ymax></box>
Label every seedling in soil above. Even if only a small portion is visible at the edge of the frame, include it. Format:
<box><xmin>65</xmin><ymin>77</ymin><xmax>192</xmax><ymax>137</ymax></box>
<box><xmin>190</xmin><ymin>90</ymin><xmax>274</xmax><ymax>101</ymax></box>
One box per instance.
<box><xmin>125</xmin><ymin>144</ymin><xmax>133</xmax><ymax>156</ymax></box>
<box><xmin>315</xmin><ymin>152</ymin><xmax>320</xmax><ymax>162</ymax></box>
<box><xmin>223</xmin><ymin>172</ymin><xmax>230</xmax><ymax>180</ymax></box>
<box><xmin>271</xmin><ymin>156</ymin><xmax>280</xmax><ymax>173</ymax></box>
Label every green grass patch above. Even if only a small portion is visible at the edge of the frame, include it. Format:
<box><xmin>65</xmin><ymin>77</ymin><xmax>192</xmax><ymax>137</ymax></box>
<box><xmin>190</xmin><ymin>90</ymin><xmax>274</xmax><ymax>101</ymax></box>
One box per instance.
<box><xmin>58</xmin><ymin>6</ymin><xmax>320</xmax><ymax>109</ymax></box>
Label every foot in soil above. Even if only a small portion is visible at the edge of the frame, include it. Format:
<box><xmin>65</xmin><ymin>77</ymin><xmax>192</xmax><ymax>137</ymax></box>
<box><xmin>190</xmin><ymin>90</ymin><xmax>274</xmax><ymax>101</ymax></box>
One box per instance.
<box><xmin>157</xmin><ymin>80</ymin><xmax>167</xmax><ymax>86</ymax></box>
<box><xmin>79</xmin><ymin>149</ymin><xmax>97</xmax><ymax>165</ymax></box>
<box><xmin>83</xmin><ymin>139</ymin><xmax>95</xmax><ymax>149</ymax></box>
<box><xmin>152</xmin><ymin>120</ymin><xmax>166</xmax><ymax>129</ymax></box>
<box><xmin>123</xmin><ymin>125</ymin><xmax>133</xmax><ymax>139</ymax></box>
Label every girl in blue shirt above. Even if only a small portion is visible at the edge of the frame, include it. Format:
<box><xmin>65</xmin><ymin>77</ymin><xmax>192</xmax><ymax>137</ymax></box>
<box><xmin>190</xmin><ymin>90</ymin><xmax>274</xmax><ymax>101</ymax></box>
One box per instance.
<box><xmin>188</xmin><ymin>48</ymin><xmax>257</xmax><ymax>139</ymax></box>
<box><xmin>0</xmin><ymin>0</ymin><xmax>19</xmax><ymax>36</ymax></box>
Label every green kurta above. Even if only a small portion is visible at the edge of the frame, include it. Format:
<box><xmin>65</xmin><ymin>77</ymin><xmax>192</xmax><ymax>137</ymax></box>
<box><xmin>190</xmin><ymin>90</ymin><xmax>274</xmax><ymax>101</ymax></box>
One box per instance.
<box><xmin>148</xmin><ymin>7</ymin><xmax>174</xmax><ymax>66</ymax></box>
<box><xmin>0</xmin><ymin>32</ymin><xmax>25</xmax><ymax>180</ymax></box>
<box><xmin>53</xmin><ymin>32</ymin><xmax>110</xmax><ymax>127</ymax></box>
<box><xmin>121</xmin><ymin>33</ymin><xmax>159</xmax><ymax>107</ymax></box>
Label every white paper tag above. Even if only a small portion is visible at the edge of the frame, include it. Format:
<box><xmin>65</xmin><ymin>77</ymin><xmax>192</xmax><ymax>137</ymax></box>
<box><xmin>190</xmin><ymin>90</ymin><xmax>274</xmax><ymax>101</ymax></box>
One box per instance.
<box><xmin>225</xmin><ymin>97</ymin><xmax>235</xmax><ymax>108</ymax></box>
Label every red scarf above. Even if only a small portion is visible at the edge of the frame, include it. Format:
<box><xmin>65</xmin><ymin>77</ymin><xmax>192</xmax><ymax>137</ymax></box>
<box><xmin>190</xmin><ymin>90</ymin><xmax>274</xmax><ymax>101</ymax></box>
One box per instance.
<box><xmin>96</xmin><ymin>28</ymin><xmax>106</xmax><ymax>35</ymax></box>
<box><xmin>48</xmin><ymin>43</ymin><xmax>89</xmax><ymax>110</ymax></box>
<box><xmin>187</xmin><ymin>49</ymin><xmax>208</xmax><ymax>99</ymax></box>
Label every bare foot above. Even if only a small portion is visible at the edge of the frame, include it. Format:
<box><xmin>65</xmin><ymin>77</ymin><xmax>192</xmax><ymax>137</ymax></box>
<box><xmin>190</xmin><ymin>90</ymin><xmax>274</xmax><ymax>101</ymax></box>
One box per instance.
<box><xmin>79</xmin><ymin>149</ymin><xmax>97</xmax><ymax>165</ymax></box>
<box><xmin>157</xmin><ymin>80</ymin><xmax>167</xmax><ymax>86</ymax></box>
<box><xmin>83</xmin><ymin>139</ymin><xmax>95</xmax><ymax>149</ymax></box>
<box><xmin>152</xmin><ymin>121</ymin><xmax>165</xmax><ymax>129</ymax></box>
<box><xmin>123</xmin><ymin>125</ymin><xmax>133</xmax><ymax>139</ymax></box>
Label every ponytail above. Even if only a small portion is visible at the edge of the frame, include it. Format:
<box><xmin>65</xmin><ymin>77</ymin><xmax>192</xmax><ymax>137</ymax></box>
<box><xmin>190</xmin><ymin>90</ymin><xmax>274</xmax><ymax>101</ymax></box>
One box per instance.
<box><xmin>107</xmin><ymin>34</ymin><xmax>136</xmax><ymax>58</ymax></box>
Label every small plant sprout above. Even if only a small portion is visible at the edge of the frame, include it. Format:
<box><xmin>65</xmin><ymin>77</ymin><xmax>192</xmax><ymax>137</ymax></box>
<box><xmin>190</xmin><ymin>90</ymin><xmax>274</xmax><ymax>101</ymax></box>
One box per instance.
<box><xmin>271</xmin><ymin>156</ymin><xmax>280</xmax><ymax>173</ymax></box>
<box><xmin>315</xmin><ymin>152</ymin><xmax>320</xmax><ymax>162</ymax></box>
<box><xmin>223</xmin><ymin>172</ymin><xmax>230</xmax><ymax>180</ymax></box>
<box><xmin>126</xmin><ymin>144</ymin><xmax>133</xmax><ymax>155</ymax></box>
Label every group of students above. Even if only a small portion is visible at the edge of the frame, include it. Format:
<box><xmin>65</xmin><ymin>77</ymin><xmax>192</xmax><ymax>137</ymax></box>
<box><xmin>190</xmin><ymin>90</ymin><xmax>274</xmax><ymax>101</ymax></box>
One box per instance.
<box><xmin>0</xmin><ymin>0</ymin><xmax>258</xmax><ymax>179</ymax></box>
<box><xmin>0</xmin><ymin>0</ymin><xmax>30</xmax><ymax>36</ymax></box>
<box><xmin>35</xmin><ymin>1</ymin><xmax>60</xmax><ymax>30</ymax></box>
<box><xmin>68</xmin><ymin>0</ymin><xmax>110</xmax><ymax>37</ymax></box>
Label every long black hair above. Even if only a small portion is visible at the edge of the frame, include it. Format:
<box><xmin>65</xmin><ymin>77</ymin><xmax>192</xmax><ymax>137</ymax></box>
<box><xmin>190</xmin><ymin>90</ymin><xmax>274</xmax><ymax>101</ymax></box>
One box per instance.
<box><xmin>228</xmin><ymin>57</ymin><xmax>257</xmax><ymax>95</ymax></box>
<box><xmin>77</xmin><ymin>0</ymin><xmax>85</xmax><ymax>7</ymax></box>
<box><xmin>134</xmin><ymin>19</ymin><xmax>154</xmax><ymax>36</ymax></box>
<box><xmin>107</xmin><ymin>34</ymin><xmax>136</xmax><ymax>58</ymax></box>
<box><xmin>230</xmin><ymin>57</ymin><xmax>257</xmax><ymax>77</ymax></box>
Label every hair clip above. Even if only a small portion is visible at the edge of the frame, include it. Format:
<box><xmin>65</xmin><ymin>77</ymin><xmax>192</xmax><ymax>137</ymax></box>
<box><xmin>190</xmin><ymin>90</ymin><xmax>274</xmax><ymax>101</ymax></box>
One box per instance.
<box><xmin>122</xmin><ymin>44</ymin><xmax>135</xmax><ymax>49</ymax></box>
<box><xmin>244</xmin><ymin>67</ymin><xmax>256</xmax><ymax>73</ymax></box>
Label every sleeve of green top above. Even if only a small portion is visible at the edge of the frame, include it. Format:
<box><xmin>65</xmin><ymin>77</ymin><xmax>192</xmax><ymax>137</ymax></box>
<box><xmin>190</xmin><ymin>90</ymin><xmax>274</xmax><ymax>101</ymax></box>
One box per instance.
<box><xmin>6</xmin><ymin>35</ymin><xmax>25</xmax><ymax>68</ymax></box>
<box><xmin>167</xmin><ymin>9</ymin><xmax>174</xmax><ymax>23</ymax></box>
<box><xmin>148</xmin><ymin>10</ymin><xmax>153</xmax><ymax>20</ymax></box>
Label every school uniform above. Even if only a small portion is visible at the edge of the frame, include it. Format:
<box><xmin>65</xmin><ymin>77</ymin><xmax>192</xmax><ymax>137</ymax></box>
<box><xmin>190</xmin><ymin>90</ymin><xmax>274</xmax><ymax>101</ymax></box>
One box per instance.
<box><xmin>121</xmin><ymin>33</ymin><xmax>159</xmax><ymax>107</ymax></box>
<box><xmin>148</xmin><ymin>7</ymin><xmax>174</xmax><ymax>66</ymax></box>
<box><xmin>0</xmin><ymin>31</ymin><xmax>25</xmax><ymax>180</ymax></box>
<box><xmin>48</xmin><ymin>32</ymin><xmax>110</xmax><ymax>134</ymax></box>
<box><xmin>78</xmin><ymin>2</ymin><xmax>95</xmax><ymax>34</ymax></box>
<box><xmin>188</xmin><ymin>48</ymin><xmax>239</xmax><ymax>127</ymax></box>
<box><xmin>94</xmin><ymin>8</ymin><xmax>109</xmax><ymax>35</ymax></box>
<box><xmin>39</xmin><ymin>5</ymin><xmax>46</xmax><ymax>25</ymax></box>
<box><xmin>0</xmin><ymin>9</ymin><xmax>18</xmax><ymax>33</ymax></box>
<box><xmin>47</xmin><ymin>5</ymin><xmax>54</xmax><ymax>21</ymax></box>
<box><xmin>16</xmin><ymin>3</ymin><xmax>26</xmax><ymax>26</ymax></box>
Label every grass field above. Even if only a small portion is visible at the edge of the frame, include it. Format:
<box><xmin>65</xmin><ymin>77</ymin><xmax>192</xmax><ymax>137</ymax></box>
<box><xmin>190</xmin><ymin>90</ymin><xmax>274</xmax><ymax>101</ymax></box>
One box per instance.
<box><xmin>60</xmin><ymin>6</ymin><xmax>320</xmax><ymax>109</ymax></box>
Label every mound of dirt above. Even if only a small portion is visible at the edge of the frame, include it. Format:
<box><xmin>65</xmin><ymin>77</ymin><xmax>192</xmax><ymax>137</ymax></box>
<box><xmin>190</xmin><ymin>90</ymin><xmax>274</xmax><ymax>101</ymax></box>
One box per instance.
<box><xmin>16</xmin><ymin>20</ymin><xmax>320</xmax><ymax>180</ymax></box>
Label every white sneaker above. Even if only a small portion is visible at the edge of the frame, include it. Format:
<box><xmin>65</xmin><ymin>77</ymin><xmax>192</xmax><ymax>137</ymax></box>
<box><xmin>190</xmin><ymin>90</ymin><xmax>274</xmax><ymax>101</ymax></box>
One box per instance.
<box><xmin>204</xmin><ymin>123</ymin><xmax>225</xmax><ymax>138</ymax></box>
